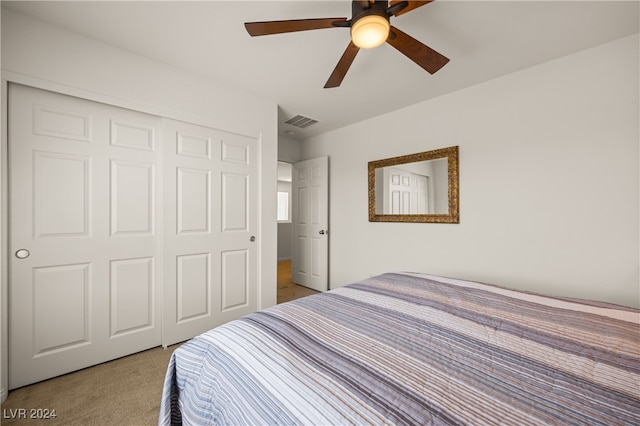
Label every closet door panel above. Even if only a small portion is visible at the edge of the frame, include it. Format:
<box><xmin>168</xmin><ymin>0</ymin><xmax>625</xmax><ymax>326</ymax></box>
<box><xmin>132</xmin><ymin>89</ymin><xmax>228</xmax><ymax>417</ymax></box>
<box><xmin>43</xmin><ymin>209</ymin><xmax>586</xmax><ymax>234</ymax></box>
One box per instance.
<box><xmin>8</xmin><ymin>84</ymin><xmax>162</xmax><ymax>389</ymax></box>
<box><xmin>162</xmin><ymin>119</ymin><xmax>258</xmax><ymax>345</ymax></box>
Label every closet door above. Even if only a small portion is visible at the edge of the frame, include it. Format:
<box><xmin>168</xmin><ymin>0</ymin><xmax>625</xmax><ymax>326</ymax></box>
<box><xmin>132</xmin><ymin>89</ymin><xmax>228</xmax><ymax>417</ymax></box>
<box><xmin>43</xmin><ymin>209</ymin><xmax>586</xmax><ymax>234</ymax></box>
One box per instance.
<box><xmin>162</xmin><ymin>119</ymin><xmax>258</xmax><ymax>346</ymax></box>
<box><xmin>8</xmin><ymin>84</ymin><xmax>162</xmax><ymax>389</ymax></box>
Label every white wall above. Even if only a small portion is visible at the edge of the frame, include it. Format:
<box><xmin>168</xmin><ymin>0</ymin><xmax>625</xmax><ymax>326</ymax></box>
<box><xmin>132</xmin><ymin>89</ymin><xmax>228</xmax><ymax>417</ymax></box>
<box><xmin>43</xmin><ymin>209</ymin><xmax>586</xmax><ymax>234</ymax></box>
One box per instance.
<box><xmin>1</xmin><ymin>8</ymin><xmax>278</xmax><ymax>402</ymax></box>
<box><xmin>278</xmin><ymin>135</ymin><xmax>302</xmax><ymax>164</ymax></box>
<box><xmin>301</xmin><ymin>34</ymin><xmax>639</xmax><ymax>308</ymax></box>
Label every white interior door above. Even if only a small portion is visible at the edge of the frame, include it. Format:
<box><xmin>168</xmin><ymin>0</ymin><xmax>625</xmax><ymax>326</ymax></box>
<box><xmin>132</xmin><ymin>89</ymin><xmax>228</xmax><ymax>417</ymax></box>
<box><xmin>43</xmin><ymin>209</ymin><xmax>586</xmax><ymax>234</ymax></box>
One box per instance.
<box><xmin>162</xmin><ymin>119</ymin><xmax>258</xmax><ymax>346</ymax></box>
<box><xmin>384</xmin><ymin>167</ymin><xmax>430</xmax><ymax>214</ymax></box>
<box><xmin>292</xmin><ymin>157</ymin><xmax>329</xmax><ymax>292</ymax></box>
<box><xmin>8</xmin><ymin>84</ymin><xmax>162</xmax><ymax>389</ymax></box>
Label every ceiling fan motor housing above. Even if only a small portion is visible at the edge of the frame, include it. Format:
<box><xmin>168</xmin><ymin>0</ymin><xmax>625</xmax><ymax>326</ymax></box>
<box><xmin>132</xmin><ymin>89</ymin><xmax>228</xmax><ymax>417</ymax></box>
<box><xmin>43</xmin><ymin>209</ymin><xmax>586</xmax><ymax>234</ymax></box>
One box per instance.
<box><xmin>351</xmin><ymin>0</ymin><xmax>391</xmax><ymax>22</ymax></box>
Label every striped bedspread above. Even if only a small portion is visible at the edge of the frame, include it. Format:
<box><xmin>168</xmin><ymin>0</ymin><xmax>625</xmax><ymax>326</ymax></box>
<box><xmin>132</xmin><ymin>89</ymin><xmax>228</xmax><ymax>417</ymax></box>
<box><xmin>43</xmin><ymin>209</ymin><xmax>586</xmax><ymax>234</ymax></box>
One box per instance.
<box><xmin>159</xmin><ymin>272</ymin><xmax>640</xmax><ymax>425</ymax></box>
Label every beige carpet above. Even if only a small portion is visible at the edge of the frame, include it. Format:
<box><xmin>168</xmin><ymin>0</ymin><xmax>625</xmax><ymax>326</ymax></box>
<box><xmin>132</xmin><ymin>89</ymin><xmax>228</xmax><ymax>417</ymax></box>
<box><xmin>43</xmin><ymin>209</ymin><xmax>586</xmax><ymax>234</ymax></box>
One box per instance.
<box><xmin>0</xmin><ymin>344</ymin><xmax>180</xmax><ymax>426</ymax></box>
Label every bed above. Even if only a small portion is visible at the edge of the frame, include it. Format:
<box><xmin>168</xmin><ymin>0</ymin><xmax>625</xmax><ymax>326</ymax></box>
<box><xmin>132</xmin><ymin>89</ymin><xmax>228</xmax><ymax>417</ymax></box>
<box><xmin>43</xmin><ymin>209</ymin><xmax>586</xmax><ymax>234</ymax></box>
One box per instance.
<box><xmin>159</xmin><ymin>272</ymin><xmax>640</xmax><ymax>425</ymax></box>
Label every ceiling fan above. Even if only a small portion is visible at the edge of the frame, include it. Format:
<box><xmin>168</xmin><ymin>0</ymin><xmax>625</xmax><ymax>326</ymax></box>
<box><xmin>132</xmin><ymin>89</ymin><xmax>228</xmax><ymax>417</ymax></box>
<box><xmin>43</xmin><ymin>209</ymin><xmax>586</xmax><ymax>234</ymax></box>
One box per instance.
<box><xmin>244</xmin><ymin>0</ymin><xmax>449</xmax><ymax>88</ymax></box>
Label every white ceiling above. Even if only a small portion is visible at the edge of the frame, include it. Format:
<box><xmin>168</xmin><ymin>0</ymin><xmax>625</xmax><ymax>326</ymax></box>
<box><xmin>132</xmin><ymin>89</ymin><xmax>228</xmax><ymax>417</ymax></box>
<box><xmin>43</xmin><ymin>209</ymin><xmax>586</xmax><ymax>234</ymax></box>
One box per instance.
<box><xmin>3</xmin><ymin>1</ymin><xmax>638</xmax><ymax>140</ymax></box>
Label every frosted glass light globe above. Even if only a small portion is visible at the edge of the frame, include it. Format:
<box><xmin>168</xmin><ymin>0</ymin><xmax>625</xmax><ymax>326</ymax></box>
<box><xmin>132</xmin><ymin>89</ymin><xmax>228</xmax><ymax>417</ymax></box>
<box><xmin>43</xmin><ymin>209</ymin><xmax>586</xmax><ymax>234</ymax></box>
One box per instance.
<box><xmin>351</xmin><ymin>15</ymin><xmax>390</xmax><ymax>49</ymax></box>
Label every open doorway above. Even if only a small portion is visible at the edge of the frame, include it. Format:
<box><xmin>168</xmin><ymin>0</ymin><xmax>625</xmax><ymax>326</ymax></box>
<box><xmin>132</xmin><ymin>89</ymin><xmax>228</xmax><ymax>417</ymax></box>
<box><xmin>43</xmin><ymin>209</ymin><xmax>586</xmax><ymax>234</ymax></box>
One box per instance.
<box><xmin>277</xmin><ymin>259</ymin><xmax>319</xmax><ymax>303</ymax></box>
<box><xmin>277</xmin><ymin>160</ymin><xmax>293</xmax><ymax>278</ymax></box>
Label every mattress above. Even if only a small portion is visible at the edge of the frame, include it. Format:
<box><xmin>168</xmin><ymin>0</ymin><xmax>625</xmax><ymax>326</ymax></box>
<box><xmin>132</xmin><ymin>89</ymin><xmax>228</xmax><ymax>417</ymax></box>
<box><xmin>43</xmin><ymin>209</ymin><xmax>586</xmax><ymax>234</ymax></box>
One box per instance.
<box><xmin>159</xmin><ymin>272</ymin><xmax>640</xmax><ymax>425</ymax></box>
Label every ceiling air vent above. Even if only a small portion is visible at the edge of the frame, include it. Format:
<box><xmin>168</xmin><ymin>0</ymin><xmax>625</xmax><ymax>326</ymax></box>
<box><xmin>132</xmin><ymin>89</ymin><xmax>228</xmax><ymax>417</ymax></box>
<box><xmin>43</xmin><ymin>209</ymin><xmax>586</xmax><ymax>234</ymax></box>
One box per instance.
<box><xmin>284</xmin><ymin>114</ymin><xmax>318</xmax><ymax>129</ymax></box>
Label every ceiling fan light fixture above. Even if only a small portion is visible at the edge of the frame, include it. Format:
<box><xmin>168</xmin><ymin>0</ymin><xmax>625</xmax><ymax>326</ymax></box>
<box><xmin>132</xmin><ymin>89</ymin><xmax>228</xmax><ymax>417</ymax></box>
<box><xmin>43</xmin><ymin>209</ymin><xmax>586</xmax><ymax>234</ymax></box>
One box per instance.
<box><xmin>350</xmin><ymin>14</ymin><xmax>390</xmax><ymax>49</ymax></box>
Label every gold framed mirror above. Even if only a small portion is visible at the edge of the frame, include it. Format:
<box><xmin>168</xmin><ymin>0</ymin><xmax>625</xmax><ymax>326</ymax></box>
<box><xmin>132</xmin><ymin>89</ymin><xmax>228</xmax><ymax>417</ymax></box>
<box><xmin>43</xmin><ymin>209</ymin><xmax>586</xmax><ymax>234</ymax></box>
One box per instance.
<box><xmin>368</xmin><ymin>146</ymin><xmax>459</xmax><ymax>223</ymax></box>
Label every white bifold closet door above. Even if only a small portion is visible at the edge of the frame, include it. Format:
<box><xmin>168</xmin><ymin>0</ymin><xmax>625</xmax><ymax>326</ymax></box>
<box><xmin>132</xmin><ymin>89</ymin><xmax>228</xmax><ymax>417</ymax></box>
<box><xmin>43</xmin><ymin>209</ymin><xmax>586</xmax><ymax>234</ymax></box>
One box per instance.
<box><xmin>8</xmin><ymin>84</ymin><xmax>259</xmax><ymax>389</ymax></box>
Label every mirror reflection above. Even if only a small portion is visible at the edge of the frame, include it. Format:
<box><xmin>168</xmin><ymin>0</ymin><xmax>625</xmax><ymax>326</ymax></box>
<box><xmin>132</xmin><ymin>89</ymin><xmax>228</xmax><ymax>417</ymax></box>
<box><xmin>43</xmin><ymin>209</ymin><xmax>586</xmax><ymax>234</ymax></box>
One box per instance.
<box><xmin>368</xmin><ymin>146</ymin><xmax>459</xmax><ymax>223</ymax></box>
<box><xmin>375</xmin><ymin>158</ymin><xmax>449</xmax><ymax>215</ymax></box>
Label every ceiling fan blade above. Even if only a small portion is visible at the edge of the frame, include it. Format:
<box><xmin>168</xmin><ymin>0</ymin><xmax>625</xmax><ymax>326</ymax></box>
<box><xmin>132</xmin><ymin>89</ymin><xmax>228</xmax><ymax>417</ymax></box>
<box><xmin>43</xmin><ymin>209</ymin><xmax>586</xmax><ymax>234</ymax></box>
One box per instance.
<box><xmin>324</xmin><ymin>42</ymin><xmax>360</xmax><ymax>88</ymax></box>
<box><xmin>390</xmin><ymin>1</ymin><xmax>433</xmax><ymax>17</ymax></box>
<box><xmin>386</xmin><ymin>25</ymin><xmax>449</xmax><ymax>74</ymax></box>
<box><xmin>245</xmin><ymin>18</ymin><xmax>348</xmax><ymax>36</ymax></box>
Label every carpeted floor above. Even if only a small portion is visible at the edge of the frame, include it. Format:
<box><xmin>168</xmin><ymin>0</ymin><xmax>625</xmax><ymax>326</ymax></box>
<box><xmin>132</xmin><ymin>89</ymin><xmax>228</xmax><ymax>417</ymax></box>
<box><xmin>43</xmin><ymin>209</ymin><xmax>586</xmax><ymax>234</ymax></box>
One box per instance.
<box><xmin>1</xmin><ymin>260</ymin><xmax>318</xmax><ymax>425</ymax></box>
<box><xmin>0</xmin><ymin>344</ymin><xmax>179</xmax><ymax>425</ymax></box>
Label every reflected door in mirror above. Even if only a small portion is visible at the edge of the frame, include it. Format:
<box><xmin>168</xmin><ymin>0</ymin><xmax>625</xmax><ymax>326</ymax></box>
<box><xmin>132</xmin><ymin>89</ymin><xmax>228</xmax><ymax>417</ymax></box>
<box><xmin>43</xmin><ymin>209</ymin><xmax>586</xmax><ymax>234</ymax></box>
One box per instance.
<box><xmin>375</xmin><ymin>158</ymin><xmax>448</xmax><ymax>215</ymax></box>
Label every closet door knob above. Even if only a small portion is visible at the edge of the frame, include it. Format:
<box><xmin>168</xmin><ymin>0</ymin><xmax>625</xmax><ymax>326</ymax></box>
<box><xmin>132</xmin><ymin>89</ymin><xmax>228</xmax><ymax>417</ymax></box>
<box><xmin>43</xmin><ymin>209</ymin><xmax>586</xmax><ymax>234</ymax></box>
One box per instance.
<box><xmin>319</xmin><ymin>230</ymin><xmax>326</xmax><ymax>235</ymax></box>
<box><xmin>15</xmin><ymin>249</ymin><xmax>30</xmax><ymax>259</ymax></box>
<box><xmin>250</xmin><ymin>236</ymin><xmax>256</xmax><ymax>242</ymax></box>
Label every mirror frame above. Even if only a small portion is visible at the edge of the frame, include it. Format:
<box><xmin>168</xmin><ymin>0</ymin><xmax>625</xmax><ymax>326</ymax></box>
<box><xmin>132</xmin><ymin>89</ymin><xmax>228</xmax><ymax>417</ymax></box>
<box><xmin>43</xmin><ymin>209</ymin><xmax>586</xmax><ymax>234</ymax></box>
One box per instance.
<box><xmin>368</xmin><ymin>146</ymin><xmax>459</xmax><ymax>223</ymax></box>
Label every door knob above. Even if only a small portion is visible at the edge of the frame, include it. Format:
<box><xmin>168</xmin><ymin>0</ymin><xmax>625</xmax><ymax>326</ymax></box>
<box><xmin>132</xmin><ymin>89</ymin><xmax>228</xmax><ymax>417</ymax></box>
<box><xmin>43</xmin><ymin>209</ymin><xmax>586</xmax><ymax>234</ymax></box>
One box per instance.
<box><xmin>250</xmin><ymin>235</ymin><xmax>256</xmax><ymax>242</ymax></box>
<box><xmin>15</xmin><ymin>249</ymin><xmax>30</xmax><ymax>259</ymax></box>
<box><xmin>319</xmin><ymin>230</ymin><xmax>326</xmax><ymax>235</ymax></box>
